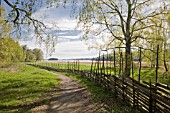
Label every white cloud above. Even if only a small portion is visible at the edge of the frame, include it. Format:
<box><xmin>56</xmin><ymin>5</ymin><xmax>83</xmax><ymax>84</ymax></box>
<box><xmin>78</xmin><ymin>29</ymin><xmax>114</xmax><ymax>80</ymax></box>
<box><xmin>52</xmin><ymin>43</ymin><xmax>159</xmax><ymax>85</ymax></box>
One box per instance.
<box><xmin>19</xmin><ymin>3</ymin><xmax>100</xmax><ymax>59</ymax></box>
<box><xmin>32</xmin><ymin>4</ymin><xmax>78</xmax><ymax>30</ymax></box>
<box><xmin>51</xmin><ymin>41</ymin><xmax>98</xmax><ymax>59</ymax></box>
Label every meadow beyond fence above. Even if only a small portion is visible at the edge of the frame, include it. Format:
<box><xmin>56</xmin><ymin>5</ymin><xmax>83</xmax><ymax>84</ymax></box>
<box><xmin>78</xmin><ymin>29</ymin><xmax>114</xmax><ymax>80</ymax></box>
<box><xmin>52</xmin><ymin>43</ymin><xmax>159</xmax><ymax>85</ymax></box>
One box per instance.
<box><xmin>30</xmin><ymin>61</ymin><xmax>170</xmax><ymax>113</ymax></box>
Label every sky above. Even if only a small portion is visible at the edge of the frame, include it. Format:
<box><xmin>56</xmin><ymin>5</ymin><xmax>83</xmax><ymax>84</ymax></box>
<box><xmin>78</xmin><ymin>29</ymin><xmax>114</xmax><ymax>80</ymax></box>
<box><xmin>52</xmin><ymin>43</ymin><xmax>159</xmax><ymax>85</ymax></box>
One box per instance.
<box><xmin>2</xmin><ymin>0</ymin><xmax>170</xmax><ymax>59</ymax></box>
<box><xmin>2</xmin><ymin>0</ymin><xmax>99</xmax><ymax>59</ymax></box>
<box><xmin>26</xmin><ymin>3</ymin><xmax>99</xmax><ymax>59</ymax></box>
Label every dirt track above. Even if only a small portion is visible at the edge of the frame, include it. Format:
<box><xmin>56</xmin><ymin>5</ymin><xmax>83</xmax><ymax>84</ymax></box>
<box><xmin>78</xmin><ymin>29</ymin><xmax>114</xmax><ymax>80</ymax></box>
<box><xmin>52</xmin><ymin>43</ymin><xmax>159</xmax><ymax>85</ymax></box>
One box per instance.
<box><xmin>30</xmin><ymin>72</ymin><xmax>107</xmax><ymax>113</ymax></box>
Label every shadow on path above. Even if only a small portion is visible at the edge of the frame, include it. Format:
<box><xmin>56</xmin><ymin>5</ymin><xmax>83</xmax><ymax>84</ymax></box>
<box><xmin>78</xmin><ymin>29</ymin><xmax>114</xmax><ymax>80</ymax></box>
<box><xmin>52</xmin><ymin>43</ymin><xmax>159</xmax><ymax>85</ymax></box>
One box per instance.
<box><xmin>29</xmin><ymin>73</ymin><xmax>105</xmax><ymax>113</ymax></box>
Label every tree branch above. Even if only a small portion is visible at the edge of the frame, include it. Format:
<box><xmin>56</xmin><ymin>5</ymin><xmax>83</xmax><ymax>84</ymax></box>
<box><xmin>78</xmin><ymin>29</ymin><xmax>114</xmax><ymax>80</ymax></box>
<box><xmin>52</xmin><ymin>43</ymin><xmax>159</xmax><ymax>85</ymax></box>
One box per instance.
<box><xmin>131</xmin><ymin>9</ymin><xmax>168</xmax><ymax>37</ymax></box>
<box><xmin>4</xmin><ymin>0</ymin><xmax>20</xmax><ymax>23</ymax></box>
<box><xmin>99</xmin><ymin>5</ymin><xmax>123</xmax><ymax>42</ymax></box>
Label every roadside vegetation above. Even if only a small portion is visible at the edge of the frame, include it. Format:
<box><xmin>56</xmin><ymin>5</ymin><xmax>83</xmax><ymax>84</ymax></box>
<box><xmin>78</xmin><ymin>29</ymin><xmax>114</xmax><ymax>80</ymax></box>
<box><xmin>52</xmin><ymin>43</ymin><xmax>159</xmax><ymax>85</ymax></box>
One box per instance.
<box><xmin>0</xmin><ymin>63</ymin><xmax>60</xmax><ymax>112</ymax></box>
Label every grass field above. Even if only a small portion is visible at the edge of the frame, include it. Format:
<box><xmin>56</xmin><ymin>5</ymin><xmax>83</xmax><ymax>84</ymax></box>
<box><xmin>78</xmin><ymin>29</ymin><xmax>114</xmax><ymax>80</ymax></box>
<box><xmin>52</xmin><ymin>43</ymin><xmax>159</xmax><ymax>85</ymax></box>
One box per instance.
<box><xmin>34</xmin><ymin>62</ymin><xmax>170</xmax><ymax>85</ymax></box>
<box><xmin>0</xmin><ymin>63</ymin><xmax>60</xmax><ymax>112</ymax></box>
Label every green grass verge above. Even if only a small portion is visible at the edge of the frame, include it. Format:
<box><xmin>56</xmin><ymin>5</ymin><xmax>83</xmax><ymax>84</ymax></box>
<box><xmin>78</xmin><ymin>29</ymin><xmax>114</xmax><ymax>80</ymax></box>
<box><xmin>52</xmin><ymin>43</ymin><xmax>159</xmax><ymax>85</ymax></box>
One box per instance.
<box><xmin>132</xmin><ymin>68</ymin><xmax>170</xmax><ymax>85</ymax></box>
<box><xmin>35</xmin><ymin>62</ymin><xmax>92</xmax><ymax>71</ymax></box>
<box><xmin>0</xmin><ymin>63</ymin><xmax>60</xmax><ymax>112</ymax></box>
<box><xmin>61</xmin><ymin>72</ymin><xmax>140</xmax><ymax>113</ymax></box>
<box><xmin>35</xmin><ymin>62</ymin><xmax>169</xmax><ymax>85</ymax></box>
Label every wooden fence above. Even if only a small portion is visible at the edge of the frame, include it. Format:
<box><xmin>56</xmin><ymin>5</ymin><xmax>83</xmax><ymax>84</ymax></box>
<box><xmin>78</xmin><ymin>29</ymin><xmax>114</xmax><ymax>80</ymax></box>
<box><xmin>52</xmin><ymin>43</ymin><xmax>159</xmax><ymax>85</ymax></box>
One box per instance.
<box><xmin>30</xmin><ymin>63</ymin><xmax>170</xmax><ymax>113</ymax></box>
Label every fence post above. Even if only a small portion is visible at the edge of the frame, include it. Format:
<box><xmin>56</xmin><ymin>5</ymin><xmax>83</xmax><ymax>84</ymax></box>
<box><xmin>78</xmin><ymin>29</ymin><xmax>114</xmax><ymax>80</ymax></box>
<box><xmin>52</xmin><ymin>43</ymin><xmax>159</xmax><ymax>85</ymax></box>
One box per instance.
<box><xmin>153</xmin><ymin>83</ymin><xmax>157</xmax><ymax>113</ymax></box>
<box><xmin>76</xmin><ymin>60</ymin><xmax>77</xmax><ymax>71</ymax></box>
<box><xmin>121</xmin><ymin>52</ymin><xmax>124</xmax><ymax>73</ymax></box>
<box><xmin>101</xmin><ymin>54</ymin><xmax>105</xmax><ymax>86</ymax></box>
<box><xmin>114</xmin><ymin>50</ymin><xmax>116</xmax><ymax>75</ymax></box>
<box><xmin>90</xmin><ymin>58</ymin><xmax>94</xmax><ymax>74</ymax></box>
<box><xmin>132</xmin><ymin>78</ymin><xmax>136</xmax><ymax>108</ymax></box>
<box><xmin>90</xmin><ymin>58</ymin><xmax>94</xmax><ymax>81</ymax></box>
<box><xmin>77</xmin><ymin>60</ymin><xmax>78</xmax><ymax>71</ymax></box>
<box><xmin>98</xmin><ymin>51</ymin><xmax>100</xmax><ymax>83</ymax></box>
<box><xmin>149</xmin><ymin>79</ymin><xmax>153</xmax><ymax>113</ymax></box>
<box><xmin>107</xmin><ymin>50</ymin><xmax>109</xmax><ymax>75</ymax></box>
<box><xmin>122</xmin><ymin>76</ymin><xmax>125</xmax><ymax>101</ymax></box>
<box><xmin>156</xmin><ymin>45</ymin><xmax>159</xmax><ymax>83</ymax></box>
<box><xmin>119</xmin><ymin>52</ymin><xmax>122</xmax><ymax>75</ymax></box>
<box><xmin>131</xmin><ymin>52</ymin><xmax>134</xmax><ymax>78</ymax></box>
<box><xmin>138</xmin><ymin>47</ymin><xmax>142</xmax><ymax>82</ymax></box>
<box><xmin>94</xmin><ymin>59</ymin><xmax>97</xmax><ymax>82</ymax></box>
<box><xmin>74</xmin><ymin>61</ymin><xmax>75</xmax><ymax>71</ymax></box>
<box><xmin>114</xmin><ymin>76</ymin><xmax>117</xmax><ymax>98</ymax></box>
<box><xmin>110</xmin><ymin>60</ymin><xmax>112</xmax><ymax>75</ymax></box>
<box><xmin>102</xmin><ymin>53</ymin><xmax>105</xmax><ymax>75</ymax></box>
<box><xmin>78</xmin><ymin>60</ymin><xmax>80</xmax><ymax>71</ymax></box>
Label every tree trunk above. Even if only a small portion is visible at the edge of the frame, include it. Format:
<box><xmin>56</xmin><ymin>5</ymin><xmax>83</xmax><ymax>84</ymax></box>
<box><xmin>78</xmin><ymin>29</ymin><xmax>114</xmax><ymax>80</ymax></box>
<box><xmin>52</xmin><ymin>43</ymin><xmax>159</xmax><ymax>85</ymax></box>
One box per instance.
<box><xmin>124</xmin><ymin>1</ymin><xmax>132</xmax><ymax>77</ymax></box>
<box><xmin>163</xmin><ymin>43</ymin><xmax>168</xmax><ymax>72</ymax></box>
<box><xmin>125</xmin><ymin>39</ymin><xmax>131</xmax><ymax>76</ymax></box>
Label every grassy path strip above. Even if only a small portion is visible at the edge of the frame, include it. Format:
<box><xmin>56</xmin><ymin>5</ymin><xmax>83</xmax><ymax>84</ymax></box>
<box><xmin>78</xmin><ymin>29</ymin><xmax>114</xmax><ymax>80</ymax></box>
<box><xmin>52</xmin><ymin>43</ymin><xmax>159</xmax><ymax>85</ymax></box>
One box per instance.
<box><xmin>0</xmin><ymin>64</ymin><xmax>60</xmax><ymax>113</ymax></box>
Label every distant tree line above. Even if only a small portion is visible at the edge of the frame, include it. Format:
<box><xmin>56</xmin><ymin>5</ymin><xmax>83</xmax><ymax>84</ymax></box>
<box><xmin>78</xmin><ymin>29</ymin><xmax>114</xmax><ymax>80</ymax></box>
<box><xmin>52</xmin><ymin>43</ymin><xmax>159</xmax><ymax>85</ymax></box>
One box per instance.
<box><xmin>23</xmin><ymin>45</ymin><xmax>43</xmax><ymax>62</ymax></box>
<box><xmin>0</xmin><ymin>38</ymin><xmax>43</xmax><ymax>62</ymax></box>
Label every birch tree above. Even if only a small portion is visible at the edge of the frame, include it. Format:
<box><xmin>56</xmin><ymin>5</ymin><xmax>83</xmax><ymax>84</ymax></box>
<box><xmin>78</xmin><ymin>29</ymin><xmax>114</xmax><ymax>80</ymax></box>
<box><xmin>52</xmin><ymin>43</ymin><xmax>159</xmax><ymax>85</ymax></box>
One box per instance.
<box><xmin>78</xmin><ymin>0</ymin><xmax>170</xmax><ymax>76</ymax></box>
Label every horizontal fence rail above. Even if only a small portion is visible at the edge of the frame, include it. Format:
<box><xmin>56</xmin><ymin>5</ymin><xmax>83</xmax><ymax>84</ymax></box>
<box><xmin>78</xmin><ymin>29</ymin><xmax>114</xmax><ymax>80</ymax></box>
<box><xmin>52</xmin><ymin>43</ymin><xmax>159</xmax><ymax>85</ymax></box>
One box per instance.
<box><xmin>29</xmin><ymin>63</ymin><xmax>170</xmax><ymax>113</ymax></box>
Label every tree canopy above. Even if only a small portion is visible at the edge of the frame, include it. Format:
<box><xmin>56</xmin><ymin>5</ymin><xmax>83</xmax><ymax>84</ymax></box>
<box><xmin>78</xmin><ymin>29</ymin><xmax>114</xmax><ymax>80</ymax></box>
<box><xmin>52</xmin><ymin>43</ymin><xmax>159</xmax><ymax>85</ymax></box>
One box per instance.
<box><xmin>0</xmin><ymin>7</ymin><xmax>24</xmax><ymax>62</ymax></box>
<box><xmin>33</xmin><ymin>48</ymin><xmax>43</xmax><ymax>61</ymax></box>
<box><xmin>77</xmin><ymin>0</ymin><xmax>170</xmax><ymax>76</ymax></box>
